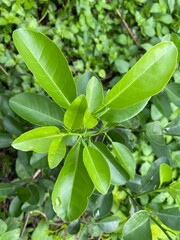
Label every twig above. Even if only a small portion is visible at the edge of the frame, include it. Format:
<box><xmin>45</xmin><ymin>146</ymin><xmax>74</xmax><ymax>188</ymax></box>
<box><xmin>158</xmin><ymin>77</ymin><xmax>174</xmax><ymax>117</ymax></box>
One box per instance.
<box><xmin>32</xmin><ymin>169</ymin><xmax>41</xmax><ymax>180</ymax></box>
<box><xmin>20</xmin><ymin>212</ymin><xmax>30</xmax><ymax>238</ymax></box>
<box><xmin>115</xmin><ymin>9</ymin><xmax>139</xmax><ymax>46</ymax></box>
<box><xmin>0</xmin><ymin>65</ymin><xmax>9</xmax><ymax>76</ymax></box>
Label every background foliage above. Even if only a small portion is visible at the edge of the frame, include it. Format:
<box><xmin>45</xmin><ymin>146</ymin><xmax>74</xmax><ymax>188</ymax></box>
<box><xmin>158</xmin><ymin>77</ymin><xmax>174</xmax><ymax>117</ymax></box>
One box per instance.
<box><xmin>0</xmin><ymin>0</ymin><xmax>180</xmax><ymax>239</ymax></box>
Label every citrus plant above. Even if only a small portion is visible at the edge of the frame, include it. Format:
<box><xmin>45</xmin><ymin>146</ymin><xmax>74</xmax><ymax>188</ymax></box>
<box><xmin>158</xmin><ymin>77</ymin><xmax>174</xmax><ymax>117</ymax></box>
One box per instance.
<box><xmin>9</xmin><ymin>28</ymin><xmax>179</xmax><ymax>238</ymax></box>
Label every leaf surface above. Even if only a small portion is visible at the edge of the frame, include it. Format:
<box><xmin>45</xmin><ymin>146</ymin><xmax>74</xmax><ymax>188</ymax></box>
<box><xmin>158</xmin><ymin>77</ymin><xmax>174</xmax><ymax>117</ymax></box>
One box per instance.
<box><xmin>105</xmin><ymin>42</ymin><xmax>178</xmax><ymax>109</ymax></box>
<box><xmin>10</xmin><ymin>93</ymin><xmax>64</xmax><ymax>127</ymax></box>
<box><xmin>158</xmin><ymin>207</ymin><xmax>180</xmax><ymax>231</ymax></box>
<box><xmin>13</xmin><ymin>28</ymin><xmax>76</xmax><ymax>109</ymax></box>
<box><xmin>12</xmin><ymin>126</ymin><xmax>61</xmax><ymax>153</ymax></box>
<box><xmin>52</xmin><ymin>142</ymin><xmax>94</xmax><ymax>221</ymax></box>
<box><xmin>83</xmin><ymin>146</ymin><xmax>110</xmax><ymax>194</ymax></box>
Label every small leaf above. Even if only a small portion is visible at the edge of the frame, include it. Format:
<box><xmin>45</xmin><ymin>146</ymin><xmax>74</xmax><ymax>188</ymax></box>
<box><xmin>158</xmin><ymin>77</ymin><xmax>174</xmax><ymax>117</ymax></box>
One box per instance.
<box><xmin>83</xmin><ymin>146</ymin><xmax>110</xmax><ymax>194</ymax></box>
<box><xmin>9</xmin><ymin>197</ymin><xmax>22</xmax><ymax>217</ymax></box>
<box><xmin>123</xmin><ymin>210</ymin><xmax>152</xmax><ymax>240</ymax></box>
<box><xmin>12</xmin><ymin>126</ymin><xmax>61</xmax><ymax>153</ymax></box>
<box><xmin>158</xmin><ymin>207</ymin><xmax>180</xmax><ymax>231</ymax></box>
<box><xmin>76</xmin><ymin>71</ymin><xmax>97</xmax><ymax>95</ymax></box>
<box><xmin>146</xmin><ymin>121</ymin><xmax>165</xmax><ymax>145</ymax></box>
<box><xmin>105</xmin><ymin>42</ymin><xmax>178</xmax><ymax>109</ymax></box>
<box><xmin>0</xmin><ymin>219</ymin><xmax>7</xmax><ymax>235</ymax></box>
<box><xmin>52</xmin><ymin>142</ymin><xmax>94</xmax><ymax>221</ymax></box>
<box><xmin>101</xmin><ymin>99</ymin><xmax>149</xmax><ymax>123</ymax></box>
<box><xmin>165</xmin><ymin>83</ymin><xmax>180</xmax><ymax>107</ymax></box>
<box><xmin>152</xmin><ymin>92</ymin><xmax>172</xmax><ymax>118</ymax></box>
<box><xmin>86</xmin><ymin>76</ymin><xmax>104</xmax><ymax>113</ymax></box>
<box><xmin>67</xmin><ymin>220</ymin><xmax>80</xmax><ymax>235</ymax></box>
<box><xmin>9</xmin><ymin>93</ymin><xmax>64</xmax><ymax>127</ymax></box>
<box><xmin>93</xmin><ymin>142</ymin><xmax>129</xmax><ymax>185</ymax></box>
<box><xmin>31</xmin><ymin>219</ymin><xmax>52</xmax><ymax>240</ymax></box>
<box><xmin>98</xmin><ymin>216</ymin><xmax>120</xmax><ymax>233</ymax></box>
<box><xmin>64</xmin><ymin>95</ymin><xmax>87</xmax><ymax>130</ymax></box>
<box><xmin>112</xmin><ymin>142</ymin><xmax>135</xmax><ymax>179</ymax></box>
<box><xmin>165</xmin><ymin>117</ymin><xmax>180</xmax><ymax>136</ymax></box>
<box><xmin>83</xmin><ymin>109</ymin><xmax>98</xmax><ymax>129</ymax></box>
<box><xmin>0</xmin><ymin>134</ymin><xmax>13</xmax><ymax>148</ymax></box>
<box><xmin>48</xmin><ymin>138</ymin><xmax>66</xmax><ymax>169</ymax></box>
<box><xmin>159</xmin><ymin>163</ymin><xmax>172</xmax><ymax>187</ymax></box>
<box><xmin>13</xmin><ymin>28</ymin><xmax>76</xmax><ymax>109</ymax></box>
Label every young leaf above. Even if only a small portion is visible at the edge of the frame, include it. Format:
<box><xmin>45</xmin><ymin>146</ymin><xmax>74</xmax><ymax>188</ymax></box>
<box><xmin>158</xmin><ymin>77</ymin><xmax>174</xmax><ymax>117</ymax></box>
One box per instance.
<box><xmin>165</xmin><ymin>117</ymin><xmax>180</xmax><ymax>136</ymax></box>
<box><xmin>158</xmin><ymin>207</ymin><xmax>180</xmax><ymax>231</ymax></box>
<box><xmin>93</xmin><ymin>142</ymin><xmax>129</xmax><ymax>185</ymax></box>
<box><xmin>86</xmin><ymin>76</ymin><xmax>104</xmax><ymax>113</ymax></box>
<box><xmin>112</xmin><ymin>142</ymin><xmax>135</xmax><ymax>179</ymax></box>
<box><xmin>83</xmin><ymin>109</ymin><xmax>98</xmax><ymax>129</ymax></box>
<box><xmin>9</xmin><ymin>93</ymin><xmax>64</xmax><ymax>127</ymax></box>
<box><xmin>48</xmin><ymin>138</ymin><xmax>66</xmax><ymax>169</ymax></box>
<box><xmin>101</xmin><ymin>99</ymin><xmax>149</xmax><ymax>123</ymax></box>
<box><xmin>165</xmin><ymin>83</ymin><xmax>180</xmax><ymax>107</ymax></box>
<box><xmin>105</xmin><ymin>42</ymin><xmax>178</xmax><ymax>109</ymax></box>
<box><xmin>122</xmin><ymin>210</ymin><xmax>152</xmax><ymax>240</ymax></box>
<box><xmin>64</xmin><ymin>95</ymin><xmax>87</xmax><ymax>130</ymax></box>
<box><xmin>13</xmin><ymin>28</ymin><xmax>76</xmax><ymax>109</ymax></box>
<box><xmin>83</xmin><ymin>146</ymin><xmax>110</xmax><ymax>194</ymax></box>
<box><xmin>52</xmin><ymin>142</ymin><xmax>94</xmax><ymax>221</ymax></box>
<box><xmin>12</xmin><ymin>126</ymin><xmax>61</xmax><ymax>153</ymax></box>
<box><xmin>159</xmin><ymin>163</ymin><xmax>172</xmax><ymax>187</ymax></box>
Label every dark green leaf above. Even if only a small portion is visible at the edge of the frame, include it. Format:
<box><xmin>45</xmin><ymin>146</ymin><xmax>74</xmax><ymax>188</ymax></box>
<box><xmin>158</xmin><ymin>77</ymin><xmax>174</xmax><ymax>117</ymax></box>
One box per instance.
<box><xmin>9</xmin><ymin>93</ymin><xmax>64</xmax><ymax>127</ymax></box>
<box><xmin>16</xmin><ymin>187</ymin><xmax>31</xmax><ymax>202</ymax></box>
<box><xmin>67</xmin><ymin>220</ymin><xmax>80</xmax><ymax>235</ymax></box>
<box><xmin>165</xmin><ymin>117</ymin><xmax>180</xmax><ymax>136</ymax></box>
<box><xmin>13</xmin><ymin>28</ymin><xmax>76</xmax><ymax>109</ymax></box>
<box><xmin>123</xmin><ymin>210</ymin><xmax>152</xmax><ymax>240</ymax></box>
<box><xmin>76</xmin><ymin>71</ymin><xmax>97</xmax><ymax>95</ymax></box>
<box><xmin>9</xmin><ymin>197</ymin><xmax>22</xmax><ymax>217</ymax></box>
<box><xmin>152</xmin><ymin>92</ymin><xmax>172</xmax><ymax>118</ymax></box>
<box><xmin>158</xmin><ymin>207</ymin><xmax>180</xmax><ymax>231</ymax></box>
<box><xmin>2</xmin><ymin>116</ymin><xmax>23</xmax><ymax>136</ymax></box>
<box><xmin>0</xmin><ymin>134</ymin><xmax>13</xmax><ymax>148</ymax></box>
<box><xmin>166</xmin><ymin>83</ymin><xmax>180</xmax><ymax>107</ymax></box>
<box><xmin>146</xmin><ymin>121</ymin><xmax>165</xmax><ymax>145</ymax></box>
<box><xmin>0</xmin><ymin>183</ymin><xmax>13</xmax><ymax>197</ymax></box>
<box><xmin>98</xmin><ymin>216</ymin><xmax>120</xmax><ymax>233</ymax></box>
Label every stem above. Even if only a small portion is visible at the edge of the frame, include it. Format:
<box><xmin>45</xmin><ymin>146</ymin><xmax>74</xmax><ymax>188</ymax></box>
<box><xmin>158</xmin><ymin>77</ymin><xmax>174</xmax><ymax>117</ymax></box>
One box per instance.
<box><xmin>0</xmin><ymin>65</ymin><xmax>9</xmax><ymax>76</ymax></box>
<box><xmin>20</xmin><ymin>213</ymin><xmax>30</xmax><ymax>238</ymax></box>
<box><xmin>150</xmin><ymin>215</ymin><xmax>174</xmax><ymax>240</ymax></box>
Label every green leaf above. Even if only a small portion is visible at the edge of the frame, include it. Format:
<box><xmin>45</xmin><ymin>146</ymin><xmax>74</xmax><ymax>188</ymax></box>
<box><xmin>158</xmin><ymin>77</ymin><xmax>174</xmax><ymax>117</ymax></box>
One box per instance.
<box><xmin>146</xmin><ymin>121</ymin><xmax>165</xmax><ymax>145</ymax></box>
<box><xmin>152</xmin><ymin>92</ymin><xmax>172</xmax><ymax>118</ymax></box>
<box><xmin>165</xmin><ymin>117</ymin><xmax>180</xmax><ymax>136</ymax></box>
<box><xmin>52</xmin><ymin>142</ymin><xmax>94</xmax><ymax>221</ymax></box>
<box><xmin>123</xmin><ymin>210</ymin><xmax>152</xmax><ymax>240</ymax></box>
<box><xmin>76</xmin><ymin>71</ymin><xmax>97</xmax><ymax>95</ymax></box>
<box><xmin>9</xmin><ymin>93</ymin><xmax>64</xmax><ymax>127</ymax></box>
<box><xmin>101</xmin><ymin>99</ymin><xmax>149</xmax><ymax>123</ymax></box>
<box><xmin>165</xmin><ymin>83</ymin><xmax>180</xmax><ymax>107</ymax></box>
<box><xmin>112</xmin><ymin>142</ymin><xmax>135</xmax><ymax>179</ymax></box>
<box><xmin>48</xmin><ymin>138</ymin><xmax>66</xmax><ymax>169</ymax></box>
<box><xmin>86</xmin><ymin>76</ymin><xmax>104</xmax><ymax>113</ymax></box>
<box><xmin>0</xmin><ymin>183</ymin><xmax>13</xmax><ymax>197</ymax></box>
<box><xmin>9</xmin><ymin>196</ymin><xmax>22</xmax><ymax>217</ymax></box>
<box><xmin>162</xmin><ymin>34</ymin><xmax>180</xmax><ymax>62</ymax></box>
<box><xmin>64</xmin><ymin>95</ymin><xmax>87</xmax><ymax>130</ymax></box>
<box><xmin>0</xmin><ymin>219</ymin><xmax>7</xmax><ymax>235</ymax></box>
<box><xmin>67</xmin><ymin>220</ymin><xmax>80</xmax><ymax>235</ymax></box>
<box><xmin>83</xmin><ymin>146</ymin><xmax>110</xmax><ymax>194</ymax></box>
<box><xmin>0</xmin><ymin>134</ymin><xmax>13</xmax><ymax>148</ymax></box>
<box><xmin>98</xmin><ymin>216</ymin><xmax>120</xmax><ymax>233</ymax></box>
<box><xmin>12</xmin><ymin>126</ymin><xmax>61</xmax><ymax>153</ymax></box>
<box><xmin>16</xmin><ymin>186</ymin><xmax>31</xmax><ymax>202</ymax></box>
<box><xmin>158</xmin><ymin>207</ymin><xmax>180</xmax><ymax>231</ymax></box>
<box><xmin>0</xmin><ymin>229</ymin><xmax>20</xmax><ymax>240</ymax></box>
<box><xmin>83</xmin><ymin>109</ymin><xmax>98</xmax><ymax>129</ymax></box>
<box><xmin>31</xmin><ymin>220</ymin><xmax>52</xmax><ymax>240</ymax></box>
<box><xmin>105</xmin><ymin>42</ymin><xmax>178</xmax><ymax>109</ymax></box>
<box><xmin>13</xmin><ymin>28</ymin><xmax>76</xmax><ymax>109</ymax></box>
<box><xmin>159</xmin><ymin>163</ymin><xmax>172</xmax><ymax>187</ymax></box>
<box><xmin>2</xmin><ymin>116</ymin><xmax>23</xmax><ymax>136</ymax></box>
<box><xmin>93</xmin><ymin>142</ymin><xmax>129</xmax><ymax>185</ymax></box>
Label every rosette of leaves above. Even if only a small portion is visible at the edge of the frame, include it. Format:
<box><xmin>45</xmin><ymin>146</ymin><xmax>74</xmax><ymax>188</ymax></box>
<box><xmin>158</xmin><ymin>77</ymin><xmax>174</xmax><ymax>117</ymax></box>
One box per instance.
<box><xmin>9</xmin><ymin>28</ymin><xmax>178</xmax><ymax>223</ymax></box>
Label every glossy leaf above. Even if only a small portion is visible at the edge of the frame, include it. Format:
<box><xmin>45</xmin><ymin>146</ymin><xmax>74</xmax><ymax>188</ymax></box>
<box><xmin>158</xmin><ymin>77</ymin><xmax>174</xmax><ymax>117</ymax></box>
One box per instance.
<box><xmin>76</xmin><ymin>71</ymin><xmax>97</xmax><ymax>95</ymax></box>
<box><xmin>48</xmin><ymin>138</ymin><xmax>66</xmax><ymax>169</ymax></box>
<box><xmin>162</xmin><ymin>33</ymin><xmax>180</xmax><ymax>62</ymax></box>
<box><xmin>101</xmin><ymin>99</ymin><xmax>149</xmax><ymax>123</ymax></box>
<box><xmin>13</xmin><ymin>28</ymin><xmax>76</xmax><ymax>109</ymax></box>
<box><xmin>83</xmin><ymin>146</ymin><xmax>110</xmax><ymax>194</ymax></box>
<box><xmin>165</xmin><ymin>117</ymin><xmax>180</xmax><ymax>136</ymax></box>
<box><xmin>123</xmin><ymin>210</ymin><xmax>152</xmax><ymax>240</ymax></box>
<box><xmin>52</xmin><ymin>142</ymin><xmax>94</xmax><ymax>221</ymax></box>
<box><xmin>112</xmin><ymin>142</ymin><xmax>135</xmax><ymax>179</ymax></box>
<box><xmin>64</xmin><ymin>95</ymin><xmax>87</xmax><ymax>130</ymax></box>
<box><xmin>98</xmin><ymin>216</ymin><xmax>120</xmax><ymax>233</ymax></box>
<box><xmin>12</xmin><ymin>126</ymin><xmax>61</xmax><ymax>153</ymax></box>
<box><xmin>83</xmin><ymin>109</ymin><xmax>98</xmax><ymax>129</ymax></box>
<box><xmin>146</xmin><ymin>121</ymin><xmax>165</xmax><ymax>145</ymax></box>
<box><xmin>93</xmin><ymin>142</ymin><xmax>129</xmax><ymax>185</ymax></box>
<box><xmin>159</xmin><ymin>163</ymin><xmax>172</xmax><ymax>187</ymax></box>
<box><xmin>166</xmin><ymin>83</ymin><xmax>180</xmax><ymax>107</ymax></box>
<box><xmin>105</xmin><ymin>42</ymin><xmax>178</xmax><ymax>109</ymax></box>
<box><xmin>86</xmin><ymin>76</ymin><xmax>104</xmax><ymax>113</ymax></box>
<box><xmin>158</xmin><ymin>208</ymin><xmax>180</xmax><ymax>231</ymax></box>
<box><xmin>9</xmin><ymin>93</ymin><xmax>64</xmax><ymax>127</ymax></box>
